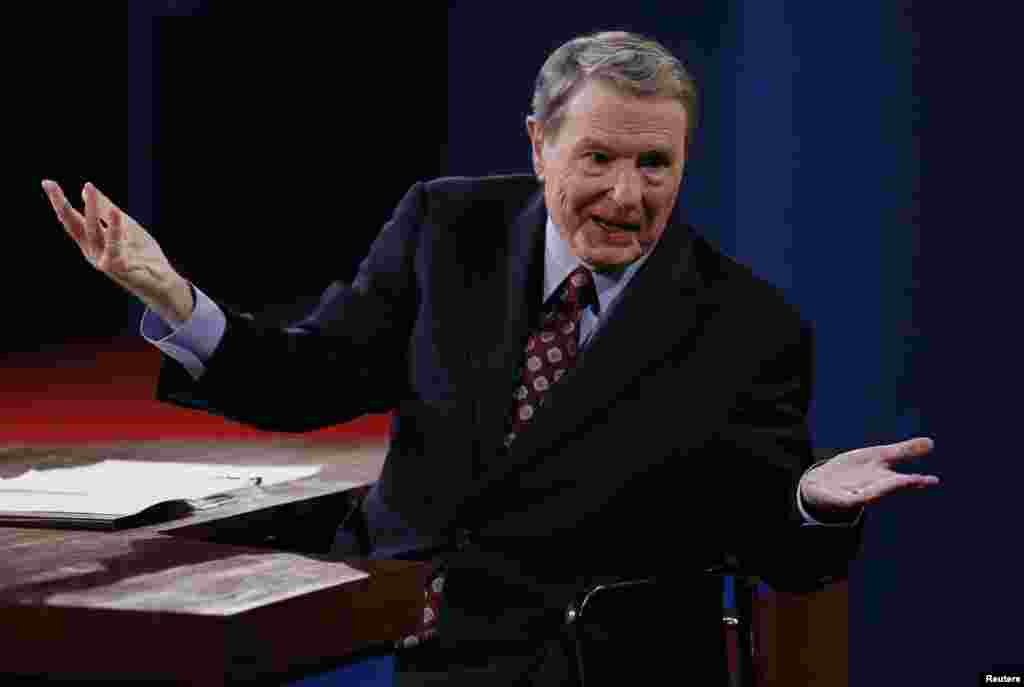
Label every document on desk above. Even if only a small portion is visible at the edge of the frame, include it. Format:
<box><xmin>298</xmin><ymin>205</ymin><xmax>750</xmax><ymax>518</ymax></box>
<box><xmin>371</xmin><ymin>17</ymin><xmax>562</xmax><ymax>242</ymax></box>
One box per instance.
<box><xmin>0</xmin><ymin>460</ymin><xmax>325</xmax><ymax>529</ymax></box>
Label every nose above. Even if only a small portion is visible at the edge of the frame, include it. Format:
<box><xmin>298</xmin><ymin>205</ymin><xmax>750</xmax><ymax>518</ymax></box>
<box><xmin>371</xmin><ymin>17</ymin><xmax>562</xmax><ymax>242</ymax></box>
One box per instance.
<box><xmin>609</xmin><ymin>165</ymin><xmax>642</xmax><ymax>211</ymax></box>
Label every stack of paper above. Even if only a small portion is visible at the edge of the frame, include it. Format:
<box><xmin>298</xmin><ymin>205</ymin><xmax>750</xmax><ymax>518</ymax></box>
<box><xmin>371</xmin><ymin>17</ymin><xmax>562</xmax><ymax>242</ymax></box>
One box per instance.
<box><xmin>0</xmin><ymin>460</ymin><xmax>322</xmax><ymax>529</ymax></box>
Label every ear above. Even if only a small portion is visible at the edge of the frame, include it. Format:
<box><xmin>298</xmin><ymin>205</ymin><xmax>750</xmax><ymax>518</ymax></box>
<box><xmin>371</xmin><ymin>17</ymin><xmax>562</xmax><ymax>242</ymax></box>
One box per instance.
<box><xmin>525</xmin><ymin>116</ymin><xmax>546</xmax><ymax>182</ymax></box>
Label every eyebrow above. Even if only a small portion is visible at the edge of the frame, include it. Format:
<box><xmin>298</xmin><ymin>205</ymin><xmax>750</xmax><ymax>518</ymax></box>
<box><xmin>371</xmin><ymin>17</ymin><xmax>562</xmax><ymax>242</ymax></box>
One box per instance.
<box><xmin>575</xmin><ymin>137</ymin><xmax>674</xmax><ymax>160</ymax></box>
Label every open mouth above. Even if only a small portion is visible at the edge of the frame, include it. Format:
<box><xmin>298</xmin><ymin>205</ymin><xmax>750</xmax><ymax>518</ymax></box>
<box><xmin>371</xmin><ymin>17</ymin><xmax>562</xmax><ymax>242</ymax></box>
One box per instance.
<box><xmin>593</xmin><ymin>217</ymin><xmax>641</xmax><ymax>245</ymax></box>
<box><xmin>593</xmin><ymin>217</ymin><xmax>640</xmax><ymax>233</ymax></box>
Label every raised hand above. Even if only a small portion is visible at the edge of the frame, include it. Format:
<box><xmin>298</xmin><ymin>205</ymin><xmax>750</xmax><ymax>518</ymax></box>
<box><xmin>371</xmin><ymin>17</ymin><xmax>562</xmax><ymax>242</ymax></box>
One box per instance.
<box><xmin>41</xmin><ymin>180</ymin><xmax>194</xmax><ymax>324</ymax></box>
<box><xmin>800</xmin><ymin>437</ymin><xmax>938</xmax><ymax>516</ymax></box>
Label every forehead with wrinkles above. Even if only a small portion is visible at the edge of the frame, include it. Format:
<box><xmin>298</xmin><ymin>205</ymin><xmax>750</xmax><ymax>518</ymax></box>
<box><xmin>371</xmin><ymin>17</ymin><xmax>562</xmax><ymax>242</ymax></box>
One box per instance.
<box><xmin>551</xmin><ymin>79</ymin><xmax>688</xmax><ymax>156</ymax></box>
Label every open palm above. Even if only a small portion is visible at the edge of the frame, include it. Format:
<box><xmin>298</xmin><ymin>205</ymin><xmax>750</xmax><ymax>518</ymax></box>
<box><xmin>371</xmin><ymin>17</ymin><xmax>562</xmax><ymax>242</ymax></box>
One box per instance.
<box><xmin>800</xmin><ymin>437</ymin><xmax>938</xmax><ymax>514</ymax></box>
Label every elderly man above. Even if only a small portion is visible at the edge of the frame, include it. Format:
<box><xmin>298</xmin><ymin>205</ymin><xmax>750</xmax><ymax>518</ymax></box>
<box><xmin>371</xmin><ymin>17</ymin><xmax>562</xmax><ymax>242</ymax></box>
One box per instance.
<box><xmin>43</xmin><ymin>31</ymin><xmax>936</xmax><ymax>686</ymax></box>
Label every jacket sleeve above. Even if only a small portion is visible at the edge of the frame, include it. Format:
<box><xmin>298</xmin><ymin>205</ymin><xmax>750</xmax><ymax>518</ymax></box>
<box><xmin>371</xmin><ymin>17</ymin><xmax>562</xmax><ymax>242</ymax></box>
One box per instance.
<box><xmin>156</xmin><ymin>182</ymin><xmax>427</xmax><ymax>432</ymax></box>
<box><xmin>716</xmin><ymin>318</ymin><xmax>864</xmax><ymax>592</ymax></box>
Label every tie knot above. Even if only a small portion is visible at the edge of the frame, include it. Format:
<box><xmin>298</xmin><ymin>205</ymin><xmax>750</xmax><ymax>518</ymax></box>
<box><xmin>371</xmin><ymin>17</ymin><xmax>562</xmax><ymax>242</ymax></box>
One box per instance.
<box><xmin>562</xmin><ymin>265</ymin><xmax>596</xmax><ymax>311</ymax></box>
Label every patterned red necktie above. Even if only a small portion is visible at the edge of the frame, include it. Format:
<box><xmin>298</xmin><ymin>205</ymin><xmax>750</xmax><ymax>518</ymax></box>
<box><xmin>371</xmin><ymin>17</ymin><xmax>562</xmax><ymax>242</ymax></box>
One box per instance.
<box><xmin>505</xmin><ymin>265</ymin><xmax>597</xmax><ymax>448</ymax></box>
<box><xmin>397</xmin><ymin>265</ymin><xmax>597</xmax><ymax>649</ymax></box>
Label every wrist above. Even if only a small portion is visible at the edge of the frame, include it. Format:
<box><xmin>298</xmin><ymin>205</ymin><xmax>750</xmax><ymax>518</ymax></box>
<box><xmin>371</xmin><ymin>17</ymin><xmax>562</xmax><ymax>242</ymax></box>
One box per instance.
<box><xmin>149</xmin><ymin>273</ymin><xmax>195</xmax><ymax>326</ymax></box>
<box><xmin>800</xmin><ymin>485</ymin><xmax>862</xmax><ymax>524</ymax></box>
<box><xmin>806</xmin><ymin>502</ymin><xmax>861</xmax><ymax>524</ymax></box>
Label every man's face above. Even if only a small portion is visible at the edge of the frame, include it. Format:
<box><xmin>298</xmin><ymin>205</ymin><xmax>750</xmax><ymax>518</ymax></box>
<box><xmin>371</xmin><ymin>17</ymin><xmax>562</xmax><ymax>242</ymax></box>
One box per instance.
<box><xmin>527</xmin><ymin>78</ymin><xmax>688</xmax><ymax>271</ymax></box>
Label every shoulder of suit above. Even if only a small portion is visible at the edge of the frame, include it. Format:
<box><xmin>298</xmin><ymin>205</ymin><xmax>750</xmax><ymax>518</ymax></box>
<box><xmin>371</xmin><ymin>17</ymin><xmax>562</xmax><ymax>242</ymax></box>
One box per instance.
<box><xmin>688</xmin><ymin>230</ymin><xmax>809</xmax><ymax>333</ymax></box>
<box><xmin>418</xmin><ymin>174</ymin><xmax>541</xmax><ymax>218</ymax></box>
<box><xmin>422</xmin><ymin>173</ymin><xmax>539</xmax><ymax>197</ymax></box>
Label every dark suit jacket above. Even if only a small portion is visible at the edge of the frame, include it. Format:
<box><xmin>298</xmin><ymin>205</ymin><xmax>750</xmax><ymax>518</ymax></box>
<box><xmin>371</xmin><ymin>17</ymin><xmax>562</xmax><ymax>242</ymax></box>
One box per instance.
<box><xmin>157</xmin><ymin>174</ymin><xmax>861</xmax><ymax>647</ymax></box>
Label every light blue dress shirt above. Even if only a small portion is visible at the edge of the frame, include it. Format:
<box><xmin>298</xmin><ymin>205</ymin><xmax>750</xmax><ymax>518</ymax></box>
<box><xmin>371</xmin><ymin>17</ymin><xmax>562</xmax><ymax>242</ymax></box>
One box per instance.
<box><xmin>141</xmin><ymin>216</ymin><xmax>857</xmax><ymax>528</ymax></box>
<box><xmin>542</xmin><ymin>217</ymin><xmax>650</xmax><ymax>351</ymax></box>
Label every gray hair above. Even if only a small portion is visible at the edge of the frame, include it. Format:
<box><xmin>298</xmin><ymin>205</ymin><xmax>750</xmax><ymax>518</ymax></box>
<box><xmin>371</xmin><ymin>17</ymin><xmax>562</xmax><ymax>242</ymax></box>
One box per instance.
<box><xmin>531</xmin><ymin>31</ymin><xmax>698</xmax><ymax>144</ymax></box>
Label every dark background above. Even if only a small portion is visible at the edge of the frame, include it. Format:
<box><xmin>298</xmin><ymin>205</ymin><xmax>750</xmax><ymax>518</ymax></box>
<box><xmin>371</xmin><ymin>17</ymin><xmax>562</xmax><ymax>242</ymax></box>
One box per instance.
<box><xmin>8</xmin><ymin>2</ymin><xmax>1021</xmax><ymax>683</ymax></box>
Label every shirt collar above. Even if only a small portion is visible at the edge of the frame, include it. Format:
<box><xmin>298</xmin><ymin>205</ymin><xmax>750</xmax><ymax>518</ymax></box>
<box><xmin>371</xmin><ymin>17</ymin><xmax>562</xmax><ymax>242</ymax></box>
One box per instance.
<box><xmin>544</xmin><ymin>216</ymin><xmax>651</xmax><ymax>315</ymax></box>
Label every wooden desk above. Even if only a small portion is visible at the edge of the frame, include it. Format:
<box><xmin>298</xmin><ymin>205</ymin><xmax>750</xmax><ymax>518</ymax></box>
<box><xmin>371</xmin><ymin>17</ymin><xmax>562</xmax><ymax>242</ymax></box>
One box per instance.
<box><xmin>754</xmin><ymin>581</ymin><xmax>849</xmax><ymax>687</ymax></box>
<box><xmin>0</xmin><ymin>440</ymin><xmax>428</xmax><ymax>685</ymax></box>
<box><xmin>1</xmin><ymin>440</ymin><xmax>850</xmax><ymax>685</ymax></box>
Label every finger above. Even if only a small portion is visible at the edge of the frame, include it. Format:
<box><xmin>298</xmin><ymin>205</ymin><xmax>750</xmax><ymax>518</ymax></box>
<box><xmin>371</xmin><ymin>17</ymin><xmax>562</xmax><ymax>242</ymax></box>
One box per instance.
<box><xmin>877</xmin><ymin>436</ymin><xmax>935</xmax><ymax>466</ymax></box>
<box><xmin>91</xmin><ymin>184</ymin><xmax>124</xmax><ymax>225</ymax></box>
<box><xmin>99</xmin><ymin>206</ymin><xmax>125</xmax><ymax>270</ymax></box>
<box><xmin>82</xmin><ymin>182</ymin><xmax>103</xmax><ymax>260</ymax></box>
<box><xmin>92</xmin><ymin>185</ymin><xmax>129</xmax><ymax>271</ymax></box>
<box><xmin>41</xmin><ymin>180</ymin><xmax>87</xmax><ymax>243</ymax></box>
<box><xmin>908</xmin><ymin>475</ymin><xmax>941</xmax><ymax>489</ymax></box>
<box><xmin>859</xmin><ymin>472</ymin><xmax>939</xmax><ymax>503</ymax></box>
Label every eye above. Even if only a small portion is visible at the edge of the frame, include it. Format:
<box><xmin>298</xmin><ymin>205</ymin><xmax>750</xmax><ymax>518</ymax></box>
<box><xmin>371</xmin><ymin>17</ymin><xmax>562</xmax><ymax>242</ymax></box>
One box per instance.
<box><xmin>638</xmin><ymin>152</ymin><xmax>670</xmax><ymax>169</ymax></box>
<box><xmin>586</xmin><ymin>151</ymin><xmax>611</xmax><ymax>165</ymax></box>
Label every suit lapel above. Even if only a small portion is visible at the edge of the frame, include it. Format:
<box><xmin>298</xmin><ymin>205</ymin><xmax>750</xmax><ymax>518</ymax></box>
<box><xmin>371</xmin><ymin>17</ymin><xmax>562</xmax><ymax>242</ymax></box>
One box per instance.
<box><xmin>463</xmin><ymin>187</ymin><xmax>547</xmax><ymax>471</ymax></box>
<box><xmin>413</xmin><ymin>177</ymin><xmax>544</xmax><ymax>483</ymax></box>
<box><xmin>496</xmin><ymin>190</ymin><xmax>547</xmax><ymax>377</ymax></box>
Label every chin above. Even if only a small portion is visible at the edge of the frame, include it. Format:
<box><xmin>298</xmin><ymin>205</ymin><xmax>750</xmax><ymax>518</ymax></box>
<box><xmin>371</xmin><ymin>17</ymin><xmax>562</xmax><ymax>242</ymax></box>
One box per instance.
<box><xmin>585</xmin><ymin>247</ymin><xmax>643</xmax><ymax>271</ymax></box>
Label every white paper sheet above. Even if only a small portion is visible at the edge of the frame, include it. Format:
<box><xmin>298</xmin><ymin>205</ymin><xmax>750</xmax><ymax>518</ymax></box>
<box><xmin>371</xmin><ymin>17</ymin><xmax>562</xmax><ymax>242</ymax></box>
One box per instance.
<box><xmin>0</xmin><ymin>460</ymin><xmax>327</xmax><ymax>517</ymax></box>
